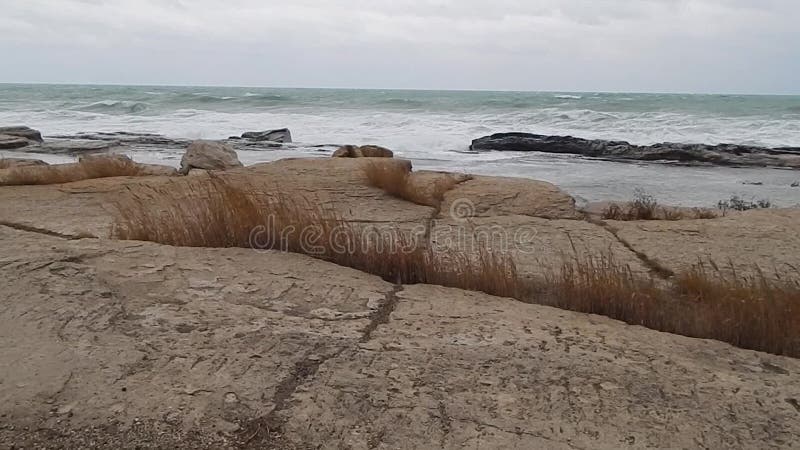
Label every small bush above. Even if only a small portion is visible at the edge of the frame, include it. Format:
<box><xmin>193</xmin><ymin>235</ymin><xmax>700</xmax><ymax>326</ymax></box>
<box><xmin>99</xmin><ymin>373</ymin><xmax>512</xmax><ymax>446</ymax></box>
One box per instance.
<box><xmin>601</xmin><ymin>189</ymin><xmax>660</xmax><ymax>220</ymax></box>
<box><xmin>717</xmin><ymin>195</ymin><xmax>772</xmax><ymax>215</ymax></box>
<box><xmin>602</xmin><ymin>190</ymin><xmax>718</xmax><ymax>221</ymax></box>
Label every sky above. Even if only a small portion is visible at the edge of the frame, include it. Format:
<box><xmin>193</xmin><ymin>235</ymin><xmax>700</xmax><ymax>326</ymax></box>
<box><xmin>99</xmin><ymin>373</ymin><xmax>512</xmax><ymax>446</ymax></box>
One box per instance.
<box><xmin>1</xmin><ymin>0</ymin><xmax>798</xmax><ymax>94</ymax></box>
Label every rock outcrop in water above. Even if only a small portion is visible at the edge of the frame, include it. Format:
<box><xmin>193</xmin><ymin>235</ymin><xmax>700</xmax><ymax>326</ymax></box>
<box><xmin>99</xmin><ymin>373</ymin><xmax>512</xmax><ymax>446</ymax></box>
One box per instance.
<box><xmin>240</xmin><ymin>128</ymin><xmax>292</xmax><ymax>143</ymax></box>
<box><xmin>471</xmin><ymin>132</ymin><xmax>800</xmax><ymax>168</ymax></box>
<box><xmin>0</xmin><ymin>126</ymin><xmax>43</xmax><ymax>142</ymax></box>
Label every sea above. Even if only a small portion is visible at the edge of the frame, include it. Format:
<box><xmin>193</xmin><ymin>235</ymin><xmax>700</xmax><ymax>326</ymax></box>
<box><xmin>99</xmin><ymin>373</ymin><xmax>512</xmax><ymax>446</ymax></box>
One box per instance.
<box><xmin>1</xmin><ymin>83</ymin><xmax>799</xmax><ymax>207</ymax></box>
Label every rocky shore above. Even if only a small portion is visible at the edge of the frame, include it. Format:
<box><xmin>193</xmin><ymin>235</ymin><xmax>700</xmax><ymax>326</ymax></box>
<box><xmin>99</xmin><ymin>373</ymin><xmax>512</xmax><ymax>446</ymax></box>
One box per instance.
<box><xmin>1</xmin><ymin>141</ymin><xmax>800</xmax><ymax>448</ymax></box>
<box><xmin>471</xmin><ymin>132</ymin><xmax>800</xmax><ymax>168</ymax></box>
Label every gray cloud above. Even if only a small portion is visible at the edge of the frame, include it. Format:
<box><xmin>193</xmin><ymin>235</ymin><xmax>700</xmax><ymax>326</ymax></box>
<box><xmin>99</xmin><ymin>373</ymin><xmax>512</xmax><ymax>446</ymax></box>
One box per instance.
<box><xmin>1</xmin><ymin>0</ymin><xmax>798</xmax><ymax>93</ymax></box>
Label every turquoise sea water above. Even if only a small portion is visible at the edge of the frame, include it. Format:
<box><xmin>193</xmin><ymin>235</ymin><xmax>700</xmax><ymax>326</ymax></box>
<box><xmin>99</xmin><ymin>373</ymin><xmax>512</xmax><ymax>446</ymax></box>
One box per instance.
<box><xmin>1</xmin><ymin>84</ymin><xmax>799</xmax><ymax>206</ymax></box>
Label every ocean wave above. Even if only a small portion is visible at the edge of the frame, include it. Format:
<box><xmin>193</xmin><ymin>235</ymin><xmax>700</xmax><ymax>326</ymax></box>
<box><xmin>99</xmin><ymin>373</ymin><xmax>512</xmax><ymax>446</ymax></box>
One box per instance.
<box><xmin>72</xmin><ymin>100</ymin><xmax>150</xmax><ymax>115</ymax></box>
<box><xmin>379</xmin><ymin>98</ymin><xmax>427</xmax><ymax>108</ymax></box>
<box><xmin>554</xmin><ymin>94</ymin><xmax>583</xmax><ymax>100</ymax></box>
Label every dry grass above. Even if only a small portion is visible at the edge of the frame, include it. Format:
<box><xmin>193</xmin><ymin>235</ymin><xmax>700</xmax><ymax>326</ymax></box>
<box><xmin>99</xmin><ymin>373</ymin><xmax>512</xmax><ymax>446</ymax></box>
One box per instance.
<box><xmin>112</xmin><ymin>175</ymin><xmax>518</xmax><ymax>298</ymax></box>
<box><xmin>112</xmin><ymin>176</ymin><xmax>800</xmax><ymax>357</ymax></box>
<box><xmin>672</xmin><ymin>262</ymin><xmax>800</xmax><ymax>356</ymax></box>
<box><xmin>112</xmin><ymin>176</ymin><xmax>265</xmax><ymax>247</ymax></box>
<box><xmin>531</xmin><ymin>254</ymin><xmax>800</xmax><ymax>357</ymax></box>
<box><xmin>364</xmin><ymin>161</ymin><xmax>460</xmax><ymax>208</ymax></box>
<box><xmin>1</xmin><ymin>156</ymin><xmax>145</xmax><ymax>186</ymax></box>
<box><xmin>602</xmin><ymin>190</ymin><xmax>718</xmax><ymax>221</ymax></box>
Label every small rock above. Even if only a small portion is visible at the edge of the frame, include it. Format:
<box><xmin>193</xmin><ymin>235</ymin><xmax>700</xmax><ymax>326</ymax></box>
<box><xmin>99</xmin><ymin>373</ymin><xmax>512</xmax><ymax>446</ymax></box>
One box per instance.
<box><xmin>791</xmin><ymin>181</ymin><xmax>799</xmax><ymax>188</ymax></box>
<box><xmin>224</xmin><ymin>392</ymin><xmax>239</xmax><ymax>404</ymax></box>
<box><xmin>57</xmin><ymin>402</ymin><xmax>77</xmax><ymax>415</ymax></box>
<box><xmin>179</xmin><ymin>140</ymin><xmax>243</xmax><ymax>175</ymax></box>
<box><xmin>241</xmin><ymin>128</ymin><xmax>292</xmax><ymax>143</ymax></box>
<box><xmin>332</xmin><ymin>145</ymin><xmax>394</xmax><ymax>158</ymax></box>
<box><xmin>163</xmin><ymin>410</ymin><xmax>182</xmax><ymax>426</ymax></box>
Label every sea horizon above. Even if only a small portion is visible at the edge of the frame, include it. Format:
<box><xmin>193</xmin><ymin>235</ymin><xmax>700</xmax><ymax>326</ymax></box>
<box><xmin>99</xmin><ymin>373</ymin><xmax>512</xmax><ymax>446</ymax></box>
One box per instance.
<box><xmin>2</xmin><ymin>81</ymin><xmax>799</xmax><ymax>98</ymax></box>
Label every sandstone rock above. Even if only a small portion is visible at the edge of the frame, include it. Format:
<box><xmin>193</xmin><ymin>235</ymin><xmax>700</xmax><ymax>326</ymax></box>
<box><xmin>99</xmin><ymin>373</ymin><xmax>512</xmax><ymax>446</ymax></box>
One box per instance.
<box><xmin>333</xmin><ymin>144</ymin><xmax>394</xmax><ymax>158</ymax></box>
<box><xmin>471</xmin><ymin>132</ymin><xmax>800</xmax><ymax>168</ymax></box>
<box><xmin>187</xmin><ymin>169</ymin><xmax>210</xmax><ymax>177</ymax></box>
<box><xmin>0</xmin><ymin>158</ymin><xmax>48</xmax><ymax>169</ymax></box>
<box><xmin>611</xmin><ymin>208</ymin><xmax>800</xmax><ymax>279</ymax></box>
<box><xmin>0</xmin><ymin>126</ymin><xmax>43</xmax><ymax>143</ymax></box>
<box><xmin>1</xmin><ymin>225</ymin><xmax>799</xmax><ymax>448</ymax></box>
<box><xmin>241</xmin><ymin>128</ymin><xmax>292</xmax><ymax>143</ymax></box>
<box><xmin>439</xmin><ymin>175</ymin><xmax>581</xmax><ymax>220</ymax></box>
<box><xmin>0</xmin><ymin>134</ymin><xmax>31</xmax><ymax>150</ymax></box>
<box><xmin>179</xmin><ymin>140</ymin><xmax>242</xmax><ymax>175</ymax></box>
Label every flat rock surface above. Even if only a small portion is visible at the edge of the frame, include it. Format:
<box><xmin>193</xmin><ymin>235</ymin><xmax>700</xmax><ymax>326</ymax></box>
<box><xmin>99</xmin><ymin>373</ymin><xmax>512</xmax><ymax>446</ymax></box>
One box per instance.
<box><xmin>1</xmin><ymin>226</ymin><xmax>799</xmax><ymax>449</ymax></box>
<box><xmin>439</xmin><ymin>175</ymin><xmax>582</xmax><ymax>220</ymax></box>
<box><xmin>610</xmin><ymin>208</ymin><xmax>800</xmax><ymax>278</ymax></box>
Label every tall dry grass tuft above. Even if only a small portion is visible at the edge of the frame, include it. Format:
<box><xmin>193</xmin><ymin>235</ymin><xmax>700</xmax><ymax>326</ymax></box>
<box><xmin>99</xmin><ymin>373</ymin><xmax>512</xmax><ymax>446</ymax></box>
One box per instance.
<box><xmin>112</xmin><ymin>175</ymin><xmax>266</xmax><ymax>247</ymax></box>
<box><xmin>673</xmin><ymin>262</ymin><xmax>800</xmax><ymax>356</ymax></box>
<box><xmin>535</xmin><ymin>253</ymin><xmax>665</xmax><ymax>324</ymax></box>
<box><xmin>112</xmin><ymin>176</ymin><xmax>800</xmax><ymax>357</ymax></box>
<box><xmin>81</xmin><ymin>156</ymin><xmax>145</xmax><ymax>179</ymax></box>
<box><xmin>364</xmin><ymin>161</ymin><xmax>459</xmax><ymax>208</ymax></box>
<box><xmin>2</xmin><ymin>156</ymin><xmax>146</xmax><ymax>186</ymax></box>
<box><xmin>529</xmin><ymin>253</ymin><xmax>800</xmax><ymax>357</ymax></box>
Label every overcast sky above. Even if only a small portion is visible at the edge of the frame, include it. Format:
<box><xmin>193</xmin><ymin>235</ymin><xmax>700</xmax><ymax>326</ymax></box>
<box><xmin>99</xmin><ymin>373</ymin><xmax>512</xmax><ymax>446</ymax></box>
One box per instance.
<box><xmin>1</xmin><ymin>0</ymin><xmax>798</xmax><ymax>94</ymax></box>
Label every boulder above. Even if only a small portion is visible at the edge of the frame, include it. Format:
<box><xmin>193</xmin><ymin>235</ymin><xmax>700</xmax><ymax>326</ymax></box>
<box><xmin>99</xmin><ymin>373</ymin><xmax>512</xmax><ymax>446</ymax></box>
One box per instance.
<box><xmin>470</xmin><ymin>132</ymin><xmax>800</xmax><ymax>168</ymax></box>
<box><xmin>179</xmin><ymin>140</ymin><xmax>243</xmax><ymax>175</ymax></box>
<box><xmin>332</xmin><ymin>144</ymin><xmax>394</xmax><ymax>158</ymax></box>
<box><xmin>0</xmin><ymin>134</ymin><xmax>31</xmax><ymax>150</ymax></box>
<box><xmin>0</xmin><ymin>158</ymin><xmax>48</xmax><ymax>169</ymax></box>
<box><xmin>241</xmin><ymin>128</ymin><xmax>292</xmax><ymax>143</ymax></box>
<box><xmin>0</xmin><ymin>126</ymin><xmax>43</xmax><ymax>143</ymax></box>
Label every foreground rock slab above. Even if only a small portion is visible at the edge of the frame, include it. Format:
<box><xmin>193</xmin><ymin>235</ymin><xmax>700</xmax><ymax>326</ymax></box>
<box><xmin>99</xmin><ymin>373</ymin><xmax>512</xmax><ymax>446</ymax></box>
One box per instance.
<box><xmin>0</xmin><ymin>226</ymin><xmax>798</xmax><ymax>449</ymax></box>
<box><xmin>471</xmin><ymin>132</ymin><xmax>800</xmax><ymax>168</ymax></box>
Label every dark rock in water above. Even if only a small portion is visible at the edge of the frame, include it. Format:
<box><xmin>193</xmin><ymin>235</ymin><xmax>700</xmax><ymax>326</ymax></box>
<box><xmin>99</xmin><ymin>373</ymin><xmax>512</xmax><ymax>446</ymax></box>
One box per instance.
<box><xmin>24</xmin><ymin>139</ymin><xmax>122</xmax><ymax>155</ymax></box>
<box><xmin>241</xmin><ymin>128</ymin><xmax>292</xmax><ymax>143</ymax></box>
<box><xmin>470</xmin><ymin>132</ymin><xmax>800</xmax><ymax>168</ymax></box>
<box><xmin>49</xmin><ymin>131</ymin><xmax>190</xmax><ymax>147</ymax></box>
<box><xmin>792</xmin><ymin>181</ymin><xmax>800</xmax><ymax>188</ymax></box>
<box><xmin>0</xmin><ymin>126</ymin><xmax>43</xmax><ymax>143</ymax></box>
<box><xmin>0</xmin><ymin>134</ymin><xmax>32</xmax><ymax>149</ymax></box>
